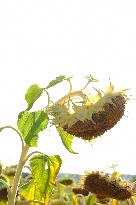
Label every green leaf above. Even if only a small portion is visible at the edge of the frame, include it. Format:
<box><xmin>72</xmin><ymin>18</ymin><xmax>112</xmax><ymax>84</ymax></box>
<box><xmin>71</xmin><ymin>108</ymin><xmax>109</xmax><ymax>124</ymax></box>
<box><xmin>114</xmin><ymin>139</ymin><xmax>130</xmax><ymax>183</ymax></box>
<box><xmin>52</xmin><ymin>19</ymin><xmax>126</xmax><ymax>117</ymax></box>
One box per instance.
<box><xmin>20</xmin><ymin>180</ymin><xmax>46</xmax><ymax>204</ymax></box>
<box><xmin>56</xmin><ymin>127</ymin><xmax>78</xmax><ymax>154</ymax></box>
<box><xmin>30</xmin><ymin>155</ymin><xmax>61</xmax><ymax>196</ymax></box>
<box><xmin>46</xmin><ymin>75</ymin><xmax>67</xmax><ymax>89</ymax></box>
<box><xmin>25</xmin><ymin>84</ymin><xmax>43</xmax><ymax>110</ymax></box>
<box><xmin>0</xmin><ymin>176</ymin><xmax>9</xmax><ymax>190</ymax></box>
<box><xmin>20</xmin><ymin>154</ymin><xmax>62</xmax><ymax>204</ymax></box>
<box><xmin>17</xmin><ymin>110</ymin><xmax>48</xmax><ymax>147</ymax></box>
<box><xmin>86</xmin><ymin>194</ymin><xmax>96</xmax><ymax>205</ymax></box>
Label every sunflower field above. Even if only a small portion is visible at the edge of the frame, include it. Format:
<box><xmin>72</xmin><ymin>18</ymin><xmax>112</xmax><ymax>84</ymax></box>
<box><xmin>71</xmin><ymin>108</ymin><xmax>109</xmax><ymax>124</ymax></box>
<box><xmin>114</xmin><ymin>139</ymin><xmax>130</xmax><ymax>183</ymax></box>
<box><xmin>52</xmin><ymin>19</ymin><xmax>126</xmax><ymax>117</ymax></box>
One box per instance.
<box><xmin>0</xmin><ymin>75</ymin><xmax>135</xmax><ymax>205</ymax></box>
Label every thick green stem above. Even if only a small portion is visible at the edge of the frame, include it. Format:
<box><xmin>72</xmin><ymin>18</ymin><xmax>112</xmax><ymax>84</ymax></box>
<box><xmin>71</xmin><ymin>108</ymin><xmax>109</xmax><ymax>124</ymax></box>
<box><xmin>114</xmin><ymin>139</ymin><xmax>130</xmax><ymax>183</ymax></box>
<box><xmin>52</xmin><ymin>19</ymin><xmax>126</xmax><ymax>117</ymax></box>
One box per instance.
<box><xmin>8</xmin><ymin>144</ymin><xmax>29</xmax><ymax>205</ymax></box>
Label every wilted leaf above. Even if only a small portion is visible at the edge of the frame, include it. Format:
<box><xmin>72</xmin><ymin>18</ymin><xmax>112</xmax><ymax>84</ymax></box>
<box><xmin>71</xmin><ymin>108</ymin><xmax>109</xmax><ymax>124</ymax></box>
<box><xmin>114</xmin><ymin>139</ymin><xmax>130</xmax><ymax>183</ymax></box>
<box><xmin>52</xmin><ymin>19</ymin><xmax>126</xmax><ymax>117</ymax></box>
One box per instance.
<box><xmin>25</xmin><ymin>84</ymin><xmax>43</xmax><ymax>110</ymax></box>
<box><xmin>20</xmin><ymin>154</ymin><xmax>62</xmax><ymax>205</ymax></box>
<box><xmin>30</xmin><ymin>155</ymin><xmax>61</xmax><ymax>196</ymax></box>
<box><xmin>17</xmin><ymin>110</ymin><xmax>48</xmax><ymax>147</ymax></box>
<box><xmin>20</xmin><ymin>180</ymin><xmax>46</xmax><ymax>204</ymax></box>
<box><xmin>46</xmin><ymin>75</ymin><xmax>67</xmax><ymax>89</ymax></box>
<box><xmin>56</xmin><ymin>127</ymin><xmax>78</xmax><ymax>154</ymax></box>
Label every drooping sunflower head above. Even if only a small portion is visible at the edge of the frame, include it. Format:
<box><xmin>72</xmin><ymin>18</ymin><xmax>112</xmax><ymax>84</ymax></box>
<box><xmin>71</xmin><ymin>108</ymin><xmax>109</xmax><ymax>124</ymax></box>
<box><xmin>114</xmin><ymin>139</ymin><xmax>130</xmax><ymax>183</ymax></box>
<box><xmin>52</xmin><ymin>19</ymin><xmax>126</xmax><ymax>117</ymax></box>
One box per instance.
<box><xmin>58</xmin><ymin>178</ymin><xmax>74</xmax><ymax>186</ymax></box>
<box><xmin>0</xmin><ymin>187</ymin><xmax>8</xmax><ymax>202</ymax></box>
<box><xmin>50</xmin><ymin>82</ymin><xmax>128</xmax><ymax>141</ymax></box>
<box><xmin>72</xmin><ymin>187</ymin><xmax>89</xmax><ymax>196</ymax></box>
<box><xmin>3</xmin><ymin>165</ymin><xmax>17</xmax><ymax>177</ymax></box>
<box><xmin>83</xmin><ymin>171</ymin><xmax>133</xmax><ymax>200</ymax></box>
<box><xmin>96</xmin><ymin>195</ymin><xmax>110</xmax><ymax>204</ymax></box>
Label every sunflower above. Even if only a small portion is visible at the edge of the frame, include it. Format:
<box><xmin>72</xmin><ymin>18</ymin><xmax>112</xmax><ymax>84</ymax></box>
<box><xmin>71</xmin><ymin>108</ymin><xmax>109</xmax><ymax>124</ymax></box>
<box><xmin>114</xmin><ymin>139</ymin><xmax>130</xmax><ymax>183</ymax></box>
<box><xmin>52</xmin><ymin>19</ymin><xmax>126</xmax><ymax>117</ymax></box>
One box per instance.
<box><xmin>72</xmin><ymin>187</ymin><xmax>89</xmax><ymax>196</ymax></box>
<box><xmin>0</xmin><ymin>187</ymin><xmax>8</xmax><ymax>202</ymax></box>
<box><xmin>96</xmin><ymin>195</ymin><xmax>110</xmax><ymax>204</ymax></box>
<box><xmin>51</xmin><ymin>83</ymin><xmax>127</xmax><ymax>140</ymax></box>
<box><xmin>83</xmin><ymin>171</ymin><xmax>133</xmax><ymax>200</ymax></box>
<box><xmin>58</xmin><ymin>178</ymin><xmax>74</xmax><ymax>186</ymax></box>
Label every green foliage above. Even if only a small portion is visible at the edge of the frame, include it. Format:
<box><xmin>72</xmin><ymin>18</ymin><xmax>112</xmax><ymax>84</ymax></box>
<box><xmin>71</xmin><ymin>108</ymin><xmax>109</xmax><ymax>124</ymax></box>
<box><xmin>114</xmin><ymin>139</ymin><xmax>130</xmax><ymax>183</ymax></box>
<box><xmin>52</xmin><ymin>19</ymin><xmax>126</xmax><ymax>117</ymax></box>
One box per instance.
<box><xmin>0</xmin><ymin>177</ymin><xmax>8</xmax><ymax>203</ymax></box>
<box><xmin>25</xmin><ymin>84</ymin><xmax>44</xmax><ymax>110</ymax></box>
<box><xmin>0</xmin><ymin>181</ymin><xmax>4</xmax><ymax>190</ymax></box>
<box><xmin>20</xmin><ymin>154</ymin><xmax>62</xmax><ymax>204</ymax></box>
<box><xmin>0</xmin><ymin>176</ymin><xmax>8</xmax><ymax>190</ymax></box>
<box><xmin>17</xmin><ymin>110</ymin><xmax>48</xmax><ymax>146</ymax></box>
<box><xmin>86</xmin><ymin>194</ymin><xmax>96</xmax><ymax>205</ymax></box>
<box><xmin>30</xmin><ymin>154</ymin><xmax>62</xmax><ymax>196</ymax></box>
<box><xmin>56</xmin><ymin>127</ymin><xmax>78</xmax><ymax>154</ymax></box>
<box><xmin>46</xmin><ymin>75</ymin><xmax>67</xmax><ymax>89</ymax></box>
<box><xmin>19</xmin><ymin>180</ymin><xmax>45</xmax><ymax>203</ymax></box>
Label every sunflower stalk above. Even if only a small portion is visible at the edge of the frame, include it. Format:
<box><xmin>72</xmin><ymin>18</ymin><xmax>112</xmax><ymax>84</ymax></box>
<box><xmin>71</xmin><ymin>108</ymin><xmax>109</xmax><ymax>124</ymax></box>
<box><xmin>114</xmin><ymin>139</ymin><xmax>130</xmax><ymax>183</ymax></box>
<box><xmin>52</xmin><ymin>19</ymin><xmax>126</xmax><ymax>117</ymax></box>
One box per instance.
<box><xmin>8</xmin><ymin>144</ymin><xmax>29</xmax><ymax>205</ymax></box>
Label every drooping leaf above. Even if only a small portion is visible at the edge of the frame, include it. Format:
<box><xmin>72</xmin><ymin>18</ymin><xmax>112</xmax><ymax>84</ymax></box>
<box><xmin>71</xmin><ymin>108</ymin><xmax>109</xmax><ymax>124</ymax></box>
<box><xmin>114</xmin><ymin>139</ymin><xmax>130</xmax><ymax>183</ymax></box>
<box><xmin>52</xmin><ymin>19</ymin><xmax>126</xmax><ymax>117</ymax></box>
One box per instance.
<box><xmin>17</xmin><ymin>110</ymin><xmax>48</xmax><ymax>147</ymax></box>
<box><xmin>46</xmin><ymin>75</ymin><xmax>67</xmax><ymax>89</ymax></box>
<box><xmin>30</xmin><ymin>155</ymin><xmax>61</xmax><ymax>196</ymax></box>
<box><xmin>56</xmin><ymin>127</ymin><xmax>78</xmax><ymax>154</ymax></box>
<box><xmin>25</xmin><ymin>84</ymin><xmax>43</xmax><ymax>110</ymax></box>
<box><xmin>20</xmin><ymin>154</ymin><xmax>62</xmax><ymax>205</ymax></box>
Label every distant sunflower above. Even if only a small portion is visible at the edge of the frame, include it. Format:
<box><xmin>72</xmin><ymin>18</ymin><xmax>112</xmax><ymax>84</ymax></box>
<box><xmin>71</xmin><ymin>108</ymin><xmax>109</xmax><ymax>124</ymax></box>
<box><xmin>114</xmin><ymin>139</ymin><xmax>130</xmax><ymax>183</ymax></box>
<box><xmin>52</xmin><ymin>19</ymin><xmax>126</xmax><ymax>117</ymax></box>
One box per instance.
<box><xmin>83</xmin><ymin>171</ymin><xmax>133</xmax><ymax>200</ymax></box>
<box><xmin>72</xmin><ymin>187</ymin><xmax>89</xmax><ymax>196</ymax></box>
<box><xmin>51</xmin><ymin>83</ymin><xmax>127</xmax><ymax>140</ymax></box>
<box><xmin>0</xmin><ymin>188</ymin><xmax>8</xmax><ymax>202</ymax></box>
<box><xmin>58</xmin><ymin>178</ymin><xmax>74</xmax><ymax>186</ymax></box>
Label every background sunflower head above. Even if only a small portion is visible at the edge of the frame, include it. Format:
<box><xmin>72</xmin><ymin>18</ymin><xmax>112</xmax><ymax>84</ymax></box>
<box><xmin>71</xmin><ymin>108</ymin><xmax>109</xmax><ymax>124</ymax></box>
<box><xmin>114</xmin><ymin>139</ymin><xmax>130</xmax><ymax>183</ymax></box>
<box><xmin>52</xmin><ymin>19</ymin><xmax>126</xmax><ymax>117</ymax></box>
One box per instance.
<box><xmin>83</xmin><ymin>171</ymin><xmax>133</xmax><ymax>200</ymax></box>
<box><xmin>72</xmin><ymin>187</ymin><xmax>89</xmax><ymax>196</ymax></box>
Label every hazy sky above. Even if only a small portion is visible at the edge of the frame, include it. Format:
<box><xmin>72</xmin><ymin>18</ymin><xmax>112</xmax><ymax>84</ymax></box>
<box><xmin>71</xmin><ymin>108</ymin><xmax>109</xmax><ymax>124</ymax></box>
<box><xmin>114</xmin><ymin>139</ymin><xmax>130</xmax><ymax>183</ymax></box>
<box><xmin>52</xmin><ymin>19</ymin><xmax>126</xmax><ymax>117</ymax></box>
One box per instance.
<box><xmin>0</xmin><ymin>0</ymin><xmax>136</xmax><ymax>175</ymax></box>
